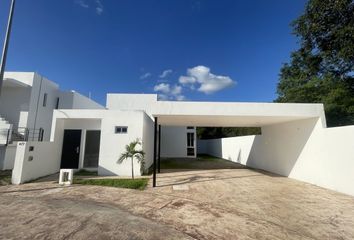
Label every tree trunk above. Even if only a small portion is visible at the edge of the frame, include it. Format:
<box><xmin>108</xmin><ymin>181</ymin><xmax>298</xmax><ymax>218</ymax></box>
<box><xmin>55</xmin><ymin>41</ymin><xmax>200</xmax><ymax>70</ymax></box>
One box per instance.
<box><xmin>131</xmin><ymin>157</ymin><xmax>134</xmax><ymax>180</ymax></box>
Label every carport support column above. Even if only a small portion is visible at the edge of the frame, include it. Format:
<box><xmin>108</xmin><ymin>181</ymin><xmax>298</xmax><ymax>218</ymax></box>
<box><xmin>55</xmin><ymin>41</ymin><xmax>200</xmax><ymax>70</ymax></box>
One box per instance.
<box><xmin>158</xmin><ymin>125</ymin><xmax>161</xmax><ymax>173</ymax></box>
<box><xmin>153</xmin><ymin>117</ymin><xmax>158</xmax><ymax>187</ymax></box>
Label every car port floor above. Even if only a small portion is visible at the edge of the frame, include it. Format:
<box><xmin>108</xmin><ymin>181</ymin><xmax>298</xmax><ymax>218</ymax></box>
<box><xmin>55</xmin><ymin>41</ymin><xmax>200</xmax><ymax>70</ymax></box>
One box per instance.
<box><xmin>1</xmin><ymin>158</ymin><xmax>354</xmax><ymax>239</ymax></box>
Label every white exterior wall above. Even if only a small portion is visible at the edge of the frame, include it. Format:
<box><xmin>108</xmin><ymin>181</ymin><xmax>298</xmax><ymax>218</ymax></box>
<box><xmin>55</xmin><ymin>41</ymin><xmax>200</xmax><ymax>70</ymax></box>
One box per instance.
<box><xmin>107</xmin><ymin>94</ymin><xmax>197</xmax><ymax>158</ymax></box>
<box><xmin>59</xmin><ymin>91</ymin><xmax>104</xmax><ymax>110</ymax></box>
<box><xmin>247</xmin><ymin>118</ymin><xmax>321</xmax><ymax>176</ymax></box>
<box><xmin>106</xmin><ymin>94</ymin><xmax>157</xmax><ymax>113</ymax></box>
<box><xmin>199</xmin><ymin>118</ymin><xmax>354</xmax><ymax>197</ymax></box>
<box><xmin>0</xmin><ymin>87</ymin><xmax>31</xmax><ymax>129</ymax></box>
<box><xmin>11</xmin><ymin>141</ymin><xmax>62</xmax><ymax>184</ymax></box>
<box><xmin>59</xmin><ymin>119</ymin><xmax>102</xmax><ymax>170</ymax></box>
<box><xmin>0</xmin><ymin>72</ymin><xmax>34</xmax><ymax>129</ymax></box>
<box><xmin>198</xmin><ymin>135</ymin><xmax>257</xmax><ymax>165</ymax></box>
<box><xmin>11</xmin><ymin>120</ymin><xmax>64</xmax><ymax>184</ymax></box>
<box><xmin>160</xmin><ymin>126</ymin><xmax>187</xmax><ymax>158</ymax></box>
<box><xmin>142</xmin><ymin>114</ymin><xmax>154</xmax><ymax>171</ymax></box>
<box><xmin>287</xmin><ymin>125</ymin><xmax>354</xmax><ymax>196</ymax></box>
<box><xmin>51</xmin><ymin>110</ymin><xmax>150</xmax><ymax>177</ymax></box>
<box><xmin>27</xmin><ymin>74</ymin><xmax>61</xmax><ymax>140</ymax></box>
<box><xmin>0</xmin><ymin>144</ymin><xmax>17</xmax><ymax>170</ymax></box>
<box><xmin>160</xmin><ymin>126</ymin><xmax>196</xmax><ymax>158</ymax></box>
<box><xmin>98</xmin><ymin>111</ymin><xmax>145</xmax><ymax>176</ymax></box>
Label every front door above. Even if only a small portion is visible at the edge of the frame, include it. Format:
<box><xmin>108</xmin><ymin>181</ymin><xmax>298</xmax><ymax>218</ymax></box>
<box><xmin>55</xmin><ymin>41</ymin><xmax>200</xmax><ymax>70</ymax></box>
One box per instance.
<box><xmin>60</xmin><ymin>130</ymin><xmax>82</xmax><ymax>169</ymax></box>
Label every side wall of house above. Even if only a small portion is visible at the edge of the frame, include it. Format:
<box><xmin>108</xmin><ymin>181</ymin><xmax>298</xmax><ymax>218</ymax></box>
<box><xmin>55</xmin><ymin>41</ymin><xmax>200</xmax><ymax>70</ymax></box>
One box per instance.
<box><xmin>142</xmin><ymin>114</ymin><xmax>154</xmax><ymax>171</ymax></box>
<box><xmin>72</xmin><ymin>92</ymin><xmax>105</xmax><ymax>109</ymax></box>
<box><xmin>28</xmin><ymin>74</ymin><xmax>61</xmax><ymax>141</ymax></box>
<box><xmin>98</xmin><ymin>111</ymin><xmax>145</xmax><ymax>176</ymax></box>
<box><xmin>0</xmin><ymin>86</ymin><xmax>31</xmax><ymax>129</ymax></box>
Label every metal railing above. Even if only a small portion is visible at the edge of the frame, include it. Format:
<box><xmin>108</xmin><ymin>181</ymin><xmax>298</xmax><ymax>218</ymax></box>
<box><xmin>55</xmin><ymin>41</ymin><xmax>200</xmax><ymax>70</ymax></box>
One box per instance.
<box><xmin>0</xmin><ymin>127</ymin><xmax>44</xmax><ymax>145</ymax></box>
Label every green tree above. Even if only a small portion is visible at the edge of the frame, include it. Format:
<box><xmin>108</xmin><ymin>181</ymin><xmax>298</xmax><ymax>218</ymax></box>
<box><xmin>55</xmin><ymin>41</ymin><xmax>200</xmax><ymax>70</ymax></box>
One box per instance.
<box><xmin>118</xmin><ymin>139</ymin><xmax>145</xmax><ymax>179</ymax></box>
<box><xmin>276</xmin><ymin>0</ymin><xmax>354</xmax><ymax>126</ymax></box>
<box><xmin>197</xmin><ymin>127</ymin><xmax>261</xmax><ymax>140</ymax></box>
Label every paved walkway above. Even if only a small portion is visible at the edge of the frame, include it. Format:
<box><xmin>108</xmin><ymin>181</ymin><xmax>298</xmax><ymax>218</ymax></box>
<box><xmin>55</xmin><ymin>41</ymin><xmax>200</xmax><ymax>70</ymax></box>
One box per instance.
<box><xmin>1</xmin><ymin>166</ymin><xmax>354</xmax><ymax>239</ymax></box>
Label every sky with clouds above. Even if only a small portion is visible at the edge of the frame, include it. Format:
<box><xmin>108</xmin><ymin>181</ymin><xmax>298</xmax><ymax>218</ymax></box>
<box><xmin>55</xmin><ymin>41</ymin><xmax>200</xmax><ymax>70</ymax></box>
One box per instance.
<box><xmin>0</xmin><ymin>0</ymin><xmax>307</xmax><ymax>104</ymax></box>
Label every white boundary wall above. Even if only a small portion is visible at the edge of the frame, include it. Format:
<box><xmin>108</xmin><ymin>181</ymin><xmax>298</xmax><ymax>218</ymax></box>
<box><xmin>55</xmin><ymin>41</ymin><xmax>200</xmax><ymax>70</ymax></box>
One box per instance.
<box><xmin>12</xmin><ymin>141</ymin><xmax>61</xmax><ymax>184</ymax></box>
<box><xmin>198</xmin><ymin>120</ymin><xmax>354</xmax><ymax>196</ymax></box>
<box><xmin>198</xmin><ymin>135</ymin><xmax>256</xmax><ymax>165</ymax></box>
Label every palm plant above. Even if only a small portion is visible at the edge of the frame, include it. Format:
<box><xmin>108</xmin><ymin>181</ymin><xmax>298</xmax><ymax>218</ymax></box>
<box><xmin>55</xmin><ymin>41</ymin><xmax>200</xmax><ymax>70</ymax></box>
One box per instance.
<box><xmin>118</xmin><ymin>139</ymin><xmax>145</xmax><ymax>179</ymax></box>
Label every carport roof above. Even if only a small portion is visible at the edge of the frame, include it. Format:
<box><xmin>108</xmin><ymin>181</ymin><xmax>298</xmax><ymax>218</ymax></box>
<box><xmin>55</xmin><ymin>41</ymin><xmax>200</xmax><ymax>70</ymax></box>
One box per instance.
<box><xmin>152</xmin><ymin>101</ymin><xmax>326</xmax><ymax>127</ymax></box>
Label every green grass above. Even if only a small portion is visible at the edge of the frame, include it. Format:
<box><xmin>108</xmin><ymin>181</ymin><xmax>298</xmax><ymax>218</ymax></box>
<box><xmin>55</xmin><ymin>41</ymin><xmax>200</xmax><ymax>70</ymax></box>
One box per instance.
<box><xmin>74</xmin><ymin>169</ymin><xmax>98</xmax><ymax>176</ymax></box>
<box><xmin>74</xmin><ymin>178</ymin><xmax>149</xmax><ymax>190</ymax></box>
<box><xmin>160</xmin><ymin>154</ymin><xmax>245</xmax><ymax>170</ymax></box>
<box><xmin>0</xmin><ymin>170</ymin><xmax>12</xmax><ymax>186</ymax></box>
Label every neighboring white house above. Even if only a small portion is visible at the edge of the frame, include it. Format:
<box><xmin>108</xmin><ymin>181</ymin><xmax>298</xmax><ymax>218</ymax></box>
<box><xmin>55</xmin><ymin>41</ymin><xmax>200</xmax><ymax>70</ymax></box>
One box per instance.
<box><xmin>9</xmin><ymin>92</ymin><xmax>354</xmax><ymax>197</ymax></box>
<box><xmin>0</xmin><ymin>72</ymin><xmax>104</xmax><ymax>170</ymax></box>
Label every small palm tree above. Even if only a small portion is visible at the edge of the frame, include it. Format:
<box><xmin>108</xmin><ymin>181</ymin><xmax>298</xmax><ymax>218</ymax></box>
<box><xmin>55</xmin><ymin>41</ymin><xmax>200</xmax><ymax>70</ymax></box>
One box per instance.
<box><xmin>118</xmin><ymin>139</ymin><xmax>145</xmax><ymax>179</ymax></box>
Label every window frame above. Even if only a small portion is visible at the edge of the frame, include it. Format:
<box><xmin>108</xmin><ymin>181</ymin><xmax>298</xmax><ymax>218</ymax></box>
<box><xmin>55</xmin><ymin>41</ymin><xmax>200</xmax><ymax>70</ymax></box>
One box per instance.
<box><xmin>115</xmin><ymin>126</ymin><xmax>128</xmax><ymax>134</ymax></box>
<box><xmin>43</xmin><ymin>93</ymin><xmax>48</xmax><ymax>107</ymax></box>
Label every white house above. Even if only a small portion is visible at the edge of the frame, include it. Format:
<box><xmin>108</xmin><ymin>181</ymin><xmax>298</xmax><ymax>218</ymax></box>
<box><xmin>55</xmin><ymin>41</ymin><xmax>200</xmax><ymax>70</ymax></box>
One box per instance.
<box><xmin>0</xmin><ymin>72</ymin><xmax>104</xmax><ymax>170</ymax></box>
<box><xmin>9</xmin><ymin>92</ymin><xmax>354</xmax><ymax>197</ymax></box>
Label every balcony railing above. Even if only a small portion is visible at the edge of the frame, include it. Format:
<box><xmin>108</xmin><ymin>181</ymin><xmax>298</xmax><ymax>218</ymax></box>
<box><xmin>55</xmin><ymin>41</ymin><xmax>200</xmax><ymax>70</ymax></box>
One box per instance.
<box><xmin>0</xmin><ymin>127</ymin><xmax>44</xmax><ymax>145</ymax></box>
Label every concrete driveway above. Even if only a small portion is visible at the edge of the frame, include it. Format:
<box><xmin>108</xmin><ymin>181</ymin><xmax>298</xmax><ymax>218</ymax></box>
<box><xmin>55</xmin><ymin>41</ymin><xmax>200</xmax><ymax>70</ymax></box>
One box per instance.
<box><xmin>1</xmin><ymin>163</ymin><xmax>354</xmax><ymax>239</ymax></box>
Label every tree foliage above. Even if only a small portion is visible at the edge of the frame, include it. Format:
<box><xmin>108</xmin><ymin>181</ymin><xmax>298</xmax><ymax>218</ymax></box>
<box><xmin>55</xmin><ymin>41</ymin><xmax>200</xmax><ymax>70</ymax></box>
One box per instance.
<box><xmin>197</xmin><ymin>127</ymin><xmax>261</xmax><ymax>140</ymax></box>
<box><xmin>276</xmin><ymin>0</ymin><xmax>354</xmax><ymax>126</ymax></box>
<box><xmin>118</xmin><ymin>139</ymin><xmax>145</xmax><ymax>179</ymax></box>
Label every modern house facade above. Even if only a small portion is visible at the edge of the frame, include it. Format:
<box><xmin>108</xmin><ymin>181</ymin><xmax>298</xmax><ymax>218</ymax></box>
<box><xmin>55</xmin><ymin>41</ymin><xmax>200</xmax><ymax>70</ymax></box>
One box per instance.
<box><xmin>0</xmin><ymin>72</ymin><xmax>104</xmax><ymax>170</ymax></box>
<box><xmin>7</xmin><ymin>88</ymin><xmax>354</xmax><ymax>197</ymax></box>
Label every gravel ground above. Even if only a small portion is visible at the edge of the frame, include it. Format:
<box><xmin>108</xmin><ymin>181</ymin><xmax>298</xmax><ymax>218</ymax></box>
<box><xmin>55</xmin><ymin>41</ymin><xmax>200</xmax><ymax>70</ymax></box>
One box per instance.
<box><xmin>1</xmin><ymin>164</ymin><xmax>354</xmax><ymax>239</ymax></box>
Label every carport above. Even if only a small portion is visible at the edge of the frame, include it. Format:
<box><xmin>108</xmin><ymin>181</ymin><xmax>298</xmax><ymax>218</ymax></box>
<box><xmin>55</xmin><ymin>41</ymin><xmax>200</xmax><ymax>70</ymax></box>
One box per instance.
<box><xmin>150</xmin><ymin>101</ymin><xmax>326</xmax><ymax>187</ymax></box>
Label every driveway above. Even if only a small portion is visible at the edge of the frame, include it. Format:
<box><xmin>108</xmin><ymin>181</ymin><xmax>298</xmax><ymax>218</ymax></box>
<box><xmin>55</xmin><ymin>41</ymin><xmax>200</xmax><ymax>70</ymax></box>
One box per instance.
<box><xmin>1</xmin><ymin>160</ymin><xmax>354</xmax><ymax>239</ymax></box>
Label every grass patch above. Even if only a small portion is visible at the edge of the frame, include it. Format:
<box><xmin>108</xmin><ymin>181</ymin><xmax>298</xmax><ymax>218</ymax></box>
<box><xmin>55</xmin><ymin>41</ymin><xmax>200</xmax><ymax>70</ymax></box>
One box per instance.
<box><xmin>197</xmin><ymin>154</ymin><xmax>221</xmax><ymax>161</ymax></box>
<box><xmin>160</xmin><ymin>155</ymin><xmax>245</xmax><ymax>170</ymax></box>
<box><xmin>0</xmin><ymin>170</ymin><xmax>12</xmax><ymax>186</ymax></box>
<box><xmin>74</xmin><ymin>178</ymin><xmax>148</xmax><ymax>190</ymax></box>
<box><xmin>74</xmin><ymin>169</ymin><xmax>98</xmax><ymax>176</ymax></box>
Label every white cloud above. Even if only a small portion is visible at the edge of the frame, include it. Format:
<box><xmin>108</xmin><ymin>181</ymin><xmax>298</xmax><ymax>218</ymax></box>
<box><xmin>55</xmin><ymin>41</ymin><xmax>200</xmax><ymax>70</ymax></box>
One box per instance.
<box><xmin>159</xmin><ymin>69</ymin><xmax>173</xmax><ymax>78</ymax></box>
<box><xmin>75</xmin><ymin>0</ymin><xmax>89</xmax><ymax>8</ymax></box>
<box><xmin>75</xmin><ymin>0</ymin><xmax>103</xmax><ymax>15</ymax></box>
<box><xmin>140</xmin><ymin>72</ymin><xmax>152</xmax><ymax>80</ymax></box>
<box><xmin>179</xmin><ymin>65</ymin><xmax>235</xmax><ymax>94</ymax></box>
<box><xmin>153</xmin><ymin>83</ymin><xmax>185</xmax><ymax>101</ymax></box>
<box><xmin>154</xmin><ymin>83</ymin><xmax>170</xmax><ymax>94</ymax></box>
<box><xmin>95</xmin><ymin>0</ymin><xmax>103</xmax><ymax>15</ymax></box>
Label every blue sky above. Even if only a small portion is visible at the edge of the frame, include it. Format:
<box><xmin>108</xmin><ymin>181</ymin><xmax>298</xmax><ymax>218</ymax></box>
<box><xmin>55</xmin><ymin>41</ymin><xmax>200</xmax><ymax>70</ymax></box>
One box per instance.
<box><xmin>0</xmin><ymin>0</ymin><xmax>307</xmax><ymax>105</ymax></box>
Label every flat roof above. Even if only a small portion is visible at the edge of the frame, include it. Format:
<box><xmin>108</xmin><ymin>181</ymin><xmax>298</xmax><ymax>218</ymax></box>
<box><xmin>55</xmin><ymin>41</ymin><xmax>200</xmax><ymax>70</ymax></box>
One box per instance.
<box><xmin>153</xmin><ymin>101</ymin><xmax>326</xmax><ymax>127</ymax></box>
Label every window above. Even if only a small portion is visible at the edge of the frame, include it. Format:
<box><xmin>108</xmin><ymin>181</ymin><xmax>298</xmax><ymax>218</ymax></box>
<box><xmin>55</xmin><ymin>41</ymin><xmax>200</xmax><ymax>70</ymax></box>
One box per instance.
<box><xmin>187</xmin><ymin>132</ymin><xmax>195</xmax><ymax>156</ymax></box>
<box><xmin>187</xmin><ymin>148</ymin><xmax>195</xmax><ymax>156</ymax></box>
<box><xmin>55</xmin><ymin>97</ymin><xmax>60</xmax><ymax>109</ymax></box>
<box><xmin>115</xmin><ymin>126</ymin><xmax>128</xmax><ymax>134</ymax></box>
<box><xmin>187</xmin><ymin>132</ymin><xmax>194</xmax><ymax>147</ymax></box>
<box><xmin>43</xmin><ymin>93</ymin><xmax>47</xmax><ymax>107</ymax></box>
<box><xmin>187</xmin><ymin>126</ymin><xmax>195</xmax><ymax>129</ymax></box>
